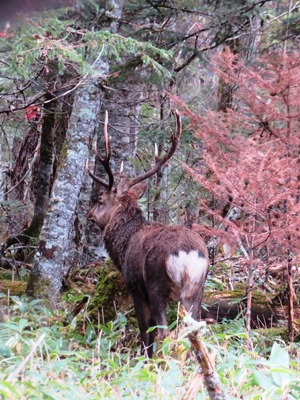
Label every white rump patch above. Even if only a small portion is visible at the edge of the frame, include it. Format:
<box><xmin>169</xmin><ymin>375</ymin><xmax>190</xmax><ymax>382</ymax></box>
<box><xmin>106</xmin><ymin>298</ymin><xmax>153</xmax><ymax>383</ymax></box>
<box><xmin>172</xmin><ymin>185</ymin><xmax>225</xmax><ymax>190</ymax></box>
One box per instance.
<box><xmin>166</xmin><ymin>250</ymin><xmax>208</xmax><ymax>295</ymax></box>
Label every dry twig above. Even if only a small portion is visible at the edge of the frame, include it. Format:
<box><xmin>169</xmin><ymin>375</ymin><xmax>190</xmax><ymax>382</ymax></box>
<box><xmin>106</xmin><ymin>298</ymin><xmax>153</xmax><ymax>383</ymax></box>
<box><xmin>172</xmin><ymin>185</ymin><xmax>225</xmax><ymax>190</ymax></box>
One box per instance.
<box><xmin>180</xmin><ymin>307</ymin><xmax>226</xmax><ymax>400</ymax></box>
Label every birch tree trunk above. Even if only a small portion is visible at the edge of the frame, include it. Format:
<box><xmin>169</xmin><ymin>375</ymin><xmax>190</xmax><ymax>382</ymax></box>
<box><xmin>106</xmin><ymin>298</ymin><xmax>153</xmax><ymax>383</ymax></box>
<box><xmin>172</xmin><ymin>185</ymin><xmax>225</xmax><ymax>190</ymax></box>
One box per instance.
<box><xmin>26</xmin><ymin>83</ymin><xmax>106</xmax><ymax>302</ymax></box>
<box><xmin>26</xmin><ymin>0</ymin><xmax>124</xmax><ymax>304</ymax></box>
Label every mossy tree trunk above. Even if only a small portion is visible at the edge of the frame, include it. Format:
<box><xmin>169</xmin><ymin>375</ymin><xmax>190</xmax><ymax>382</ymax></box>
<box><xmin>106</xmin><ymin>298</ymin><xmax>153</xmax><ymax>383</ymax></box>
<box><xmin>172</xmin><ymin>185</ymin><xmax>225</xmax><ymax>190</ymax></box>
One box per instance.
<box><xmin>26</xmin><ymin>0</ymin><xmax>125</xmax><ymax>305</ymax></box>
<box><xmin>26</xmin><ymin>82</ymin><xmax>106</xmax><ymax>303</ymax></box>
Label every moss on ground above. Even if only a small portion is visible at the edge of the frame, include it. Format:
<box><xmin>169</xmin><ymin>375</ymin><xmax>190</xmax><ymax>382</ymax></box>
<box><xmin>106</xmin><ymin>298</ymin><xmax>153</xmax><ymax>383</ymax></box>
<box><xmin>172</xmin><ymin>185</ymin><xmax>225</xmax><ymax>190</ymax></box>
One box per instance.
<box><xmin>0</xmin><ymin>280</ymin><xmax>27</xmax><ymax>296</ymax></box>
<box><xmin>88</xmin><ymin>260</ymin><xmax>131</xmax><ymax>322</ymax></box>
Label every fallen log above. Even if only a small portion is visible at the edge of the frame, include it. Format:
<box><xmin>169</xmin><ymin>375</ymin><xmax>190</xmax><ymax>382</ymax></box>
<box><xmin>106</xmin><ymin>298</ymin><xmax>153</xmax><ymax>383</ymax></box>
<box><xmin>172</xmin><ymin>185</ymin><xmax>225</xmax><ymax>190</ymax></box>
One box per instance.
<box><xmin>202</xmin><ymin>290</ymin><xmax>300</xmax><ymax>328</ymax></box>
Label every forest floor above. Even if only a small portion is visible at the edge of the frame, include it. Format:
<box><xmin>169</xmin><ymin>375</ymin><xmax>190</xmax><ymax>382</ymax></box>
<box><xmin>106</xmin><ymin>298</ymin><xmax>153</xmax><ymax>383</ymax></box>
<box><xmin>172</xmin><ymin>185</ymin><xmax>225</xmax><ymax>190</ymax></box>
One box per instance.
<box><xmin>0</xmin><ymin>265</ymin><xmax>300</xmax><ymax>399</ymax></box>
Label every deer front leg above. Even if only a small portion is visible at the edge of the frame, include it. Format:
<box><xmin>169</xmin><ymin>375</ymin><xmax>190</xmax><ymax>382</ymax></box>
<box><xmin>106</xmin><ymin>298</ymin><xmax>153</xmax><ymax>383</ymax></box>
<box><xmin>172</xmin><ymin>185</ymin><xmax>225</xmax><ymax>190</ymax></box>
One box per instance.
<box><xmin>131</xmin><ymin>291</ymin><xmax>156</xmax><ymax>357</ymax></box>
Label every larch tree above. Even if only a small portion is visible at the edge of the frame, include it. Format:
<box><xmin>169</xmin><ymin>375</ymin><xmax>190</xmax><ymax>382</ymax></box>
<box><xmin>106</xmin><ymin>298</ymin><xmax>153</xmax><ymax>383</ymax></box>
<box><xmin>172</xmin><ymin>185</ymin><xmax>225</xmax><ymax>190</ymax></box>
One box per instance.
<box><xmin>177</xmin><ymin>49</ymin><xmax>300</xmax><ymax>340</ymax></box>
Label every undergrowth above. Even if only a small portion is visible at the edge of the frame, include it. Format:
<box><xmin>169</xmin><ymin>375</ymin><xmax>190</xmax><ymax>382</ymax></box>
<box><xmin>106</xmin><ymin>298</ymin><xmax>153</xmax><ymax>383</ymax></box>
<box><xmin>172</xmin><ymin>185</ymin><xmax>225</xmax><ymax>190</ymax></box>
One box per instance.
<box><xmin>0</xmin><ymin>293</ymin><xmax>299</xmax><ymax>399</ymax></box>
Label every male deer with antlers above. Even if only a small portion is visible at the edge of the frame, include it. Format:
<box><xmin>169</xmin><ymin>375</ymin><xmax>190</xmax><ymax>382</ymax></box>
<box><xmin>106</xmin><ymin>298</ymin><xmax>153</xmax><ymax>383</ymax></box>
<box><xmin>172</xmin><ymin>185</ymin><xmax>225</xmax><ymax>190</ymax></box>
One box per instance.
<box><xmin>87</xmin><ymin>110</ymin><xmax>209</xmax><ymax>357</ymax></box>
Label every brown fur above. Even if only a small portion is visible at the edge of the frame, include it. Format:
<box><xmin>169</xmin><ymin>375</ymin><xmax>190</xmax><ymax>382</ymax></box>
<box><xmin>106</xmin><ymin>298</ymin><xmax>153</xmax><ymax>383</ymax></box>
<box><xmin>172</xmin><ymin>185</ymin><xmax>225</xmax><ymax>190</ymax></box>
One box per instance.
<box><xmin>88</xmin><ymin>182</ymin><xmax>209</xmax><ymax>357</ymax></box>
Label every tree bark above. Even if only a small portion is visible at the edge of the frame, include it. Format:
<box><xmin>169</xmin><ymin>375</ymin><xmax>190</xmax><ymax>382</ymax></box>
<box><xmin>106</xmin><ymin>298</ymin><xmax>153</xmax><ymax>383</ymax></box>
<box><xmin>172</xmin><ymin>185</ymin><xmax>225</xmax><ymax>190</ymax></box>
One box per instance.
<box><xmin>287</xmin><ymin>253</ymin><xmax>295</xmax><ymax>342</ymax></box>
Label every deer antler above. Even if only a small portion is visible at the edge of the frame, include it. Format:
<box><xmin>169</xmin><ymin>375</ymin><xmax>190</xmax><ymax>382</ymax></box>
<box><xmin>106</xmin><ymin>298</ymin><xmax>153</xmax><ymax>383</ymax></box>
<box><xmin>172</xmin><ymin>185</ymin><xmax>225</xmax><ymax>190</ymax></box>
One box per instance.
<box><xmin>86</xmin><ymin>111</ymin><xmax>114</xmax><ymax>190</ymax></box>
<box><xmin>127</xmin><ymin>109</ymin><xmax>182</xmax><ymax>188</ymax></box>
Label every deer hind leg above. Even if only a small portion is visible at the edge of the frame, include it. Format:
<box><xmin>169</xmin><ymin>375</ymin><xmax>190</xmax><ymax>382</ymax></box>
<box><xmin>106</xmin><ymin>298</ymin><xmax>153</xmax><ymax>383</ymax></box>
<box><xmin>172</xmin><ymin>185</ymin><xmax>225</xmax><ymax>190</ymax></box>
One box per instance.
<box><xmin>181</xmin><ymin>296</ymin><xmax>200</xmax><ymax>320</ymax></box>
<box><xmin>181</xmin><ymin>283</ymin><xmax>205</xmax><ymax>320</ymax></box>
<box><xmin>148</xmin><ymin>296</ymin><xmax>168</xmax><ymax>342</ymax></box>
<box><xmin>131</xmin><ymin>291</ymin><xmax>156</xmax><ymax>357</ymax></box>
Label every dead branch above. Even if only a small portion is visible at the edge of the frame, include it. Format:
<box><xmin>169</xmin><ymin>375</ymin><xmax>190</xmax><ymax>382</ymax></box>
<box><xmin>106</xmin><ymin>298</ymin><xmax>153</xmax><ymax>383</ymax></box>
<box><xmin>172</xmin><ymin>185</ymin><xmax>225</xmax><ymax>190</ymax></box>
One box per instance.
<box><xmin>4</xmin><ymin>140</ymin><xmax>40</xmax><ymax>196</ymax></box>
<box><xmin>180</xmin><ymin>307</ymin><xmax>226</xmax><ymax>400</ymax></box>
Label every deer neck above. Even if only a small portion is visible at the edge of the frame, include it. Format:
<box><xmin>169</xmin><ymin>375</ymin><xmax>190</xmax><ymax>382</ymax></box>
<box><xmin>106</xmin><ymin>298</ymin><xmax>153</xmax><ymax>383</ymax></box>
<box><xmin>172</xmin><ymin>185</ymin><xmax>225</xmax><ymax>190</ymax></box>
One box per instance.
<box><xmin>103</xmin><ymin>197</ymin><xmax>146</xmax><ymax>270</ymax></box>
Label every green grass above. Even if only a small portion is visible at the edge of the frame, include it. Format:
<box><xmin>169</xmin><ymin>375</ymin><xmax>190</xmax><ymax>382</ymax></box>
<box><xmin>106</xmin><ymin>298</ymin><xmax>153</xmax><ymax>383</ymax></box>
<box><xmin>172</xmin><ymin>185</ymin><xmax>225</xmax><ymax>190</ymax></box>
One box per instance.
<box><xmin>0</xmin><ymin>294</ymin><xmax>299</xmax><ymax>399</ymax></box>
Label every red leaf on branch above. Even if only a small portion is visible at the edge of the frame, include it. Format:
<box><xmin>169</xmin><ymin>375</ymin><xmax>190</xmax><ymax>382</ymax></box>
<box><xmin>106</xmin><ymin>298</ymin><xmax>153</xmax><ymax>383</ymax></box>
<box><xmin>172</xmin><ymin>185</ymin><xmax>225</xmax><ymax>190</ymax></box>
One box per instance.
<box><xmin>25</xmin><ymin>105</ymin><xmax>41</xmax><ymax>122</ymax></box>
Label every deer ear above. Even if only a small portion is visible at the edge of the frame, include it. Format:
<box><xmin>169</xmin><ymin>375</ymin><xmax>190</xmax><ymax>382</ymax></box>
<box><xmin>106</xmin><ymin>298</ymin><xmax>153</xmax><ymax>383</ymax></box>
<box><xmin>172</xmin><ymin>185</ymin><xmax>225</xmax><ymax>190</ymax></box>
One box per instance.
<box><xmin>129</xmin><ymin>181</ymin><xmax>148</xmax><ymax>199</ymax></box>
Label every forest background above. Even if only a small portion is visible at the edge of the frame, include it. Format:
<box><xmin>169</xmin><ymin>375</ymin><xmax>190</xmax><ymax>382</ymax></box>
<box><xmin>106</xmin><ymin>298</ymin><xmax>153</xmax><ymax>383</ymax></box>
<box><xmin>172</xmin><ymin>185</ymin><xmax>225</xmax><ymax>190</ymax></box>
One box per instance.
<box><xmin>0</xmin><ymin>0</ymin><xmax>300</xmax><ymax>399</ymax></box>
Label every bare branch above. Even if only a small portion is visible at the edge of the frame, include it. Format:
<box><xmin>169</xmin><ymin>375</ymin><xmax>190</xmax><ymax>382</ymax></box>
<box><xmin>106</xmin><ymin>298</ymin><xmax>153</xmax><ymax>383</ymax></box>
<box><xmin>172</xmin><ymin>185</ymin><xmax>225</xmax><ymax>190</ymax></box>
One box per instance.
<box><xmin>4</xmin><ymin>141</ymin><xmax>40</xmax><ymax>196</ymax></box>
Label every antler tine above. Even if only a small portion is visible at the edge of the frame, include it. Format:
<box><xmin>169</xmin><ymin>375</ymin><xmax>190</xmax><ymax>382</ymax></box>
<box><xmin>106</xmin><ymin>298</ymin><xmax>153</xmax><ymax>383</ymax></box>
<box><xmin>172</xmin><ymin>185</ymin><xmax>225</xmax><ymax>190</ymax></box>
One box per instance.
<box><xmin>104</xmin><ymin>110</ymin><xmax>111</xmax><ymax>161</ymax></box>
<box><xmin>85</xmin><ymin>159</ymin><xmax>110</xmax><ymax>189</ymax></box>
<box><xmin>128</xmin><ymin>109</ymin><xmax>182</xmax><ymax>188</ymax></box>
<box><xmin>86</xmin><ymin>110</ymin><xmax>114</xmax><ymax>190</ymax></box>
<box><xmin>95</xmin><ymin>111</ymin><xmax>114</xmax><ymax>190</ymax></box>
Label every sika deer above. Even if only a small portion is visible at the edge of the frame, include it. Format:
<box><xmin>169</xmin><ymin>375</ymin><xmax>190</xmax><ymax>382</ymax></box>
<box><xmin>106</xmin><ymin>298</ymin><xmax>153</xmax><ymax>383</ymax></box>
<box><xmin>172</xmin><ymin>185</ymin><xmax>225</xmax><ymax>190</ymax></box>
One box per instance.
<box><xmin>87</xmin><ymin>110</ymin><xmax>209</xmax><ymax>357</ymax></box>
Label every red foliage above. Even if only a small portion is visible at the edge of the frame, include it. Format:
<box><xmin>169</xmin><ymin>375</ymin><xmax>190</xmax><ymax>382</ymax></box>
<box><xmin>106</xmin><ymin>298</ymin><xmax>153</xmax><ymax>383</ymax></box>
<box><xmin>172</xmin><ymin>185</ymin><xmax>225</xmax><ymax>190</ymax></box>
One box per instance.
<box><xmin>25</xmin><ymin>105</ymin><xmax>41</xmax><ymax>122</ymax></box>
<box><xmin>175</xmin><ymin>50</ymin><xmax>300</xmax><ymax>267</ymax></box>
